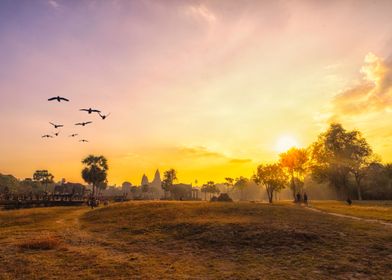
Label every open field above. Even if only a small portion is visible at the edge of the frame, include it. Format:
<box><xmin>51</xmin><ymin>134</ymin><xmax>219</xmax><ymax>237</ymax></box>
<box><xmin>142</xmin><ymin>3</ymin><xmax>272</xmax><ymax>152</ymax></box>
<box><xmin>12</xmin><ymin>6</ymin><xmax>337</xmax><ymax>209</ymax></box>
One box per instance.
<box><xmin>0</xmin><ymin>202</ymin><xmax>391</xmax><ymax>279</ymax></box>
<box><xmin>310</xmin><ymin>200</ymin><xmax>392</xmax><ymax>223</ymax></box>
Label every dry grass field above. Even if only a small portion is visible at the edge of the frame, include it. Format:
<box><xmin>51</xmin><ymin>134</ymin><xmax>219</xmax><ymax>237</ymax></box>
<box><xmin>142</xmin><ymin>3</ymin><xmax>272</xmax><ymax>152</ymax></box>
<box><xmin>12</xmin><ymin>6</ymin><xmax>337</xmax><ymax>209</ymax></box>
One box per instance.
<box><xmin>0</xmin><ymin>201</ymin><xmax>391</xmax><ymax>279</ymax></box>
<box><xmin>310</xmin><ymin>200</ymin><xmax>392</xmax><ymax>223</ymax></box>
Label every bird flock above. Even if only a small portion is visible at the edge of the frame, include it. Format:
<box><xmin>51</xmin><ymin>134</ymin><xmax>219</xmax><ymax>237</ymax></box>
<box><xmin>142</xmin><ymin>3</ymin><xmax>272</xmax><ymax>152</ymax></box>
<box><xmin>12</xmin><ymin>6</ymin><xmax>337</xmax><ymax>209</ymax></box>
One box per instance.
<box><xmin>42</xmin><ymin>96</ymin><xmax>110</xmax><ymax>143</ymax></box>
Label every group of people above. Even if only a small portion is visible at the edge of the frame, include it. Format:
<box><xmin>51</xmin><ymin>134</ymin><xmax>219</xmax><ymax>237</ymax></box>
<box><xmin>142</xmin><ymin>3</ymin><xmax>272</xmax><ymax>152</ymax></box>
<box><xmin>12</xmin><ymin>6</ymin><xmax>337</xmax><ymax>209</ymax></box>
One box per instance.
<box><xmin>295</xmin><ymin>192</ymin><xmax>308</xmax><ymax>205</ymax></box>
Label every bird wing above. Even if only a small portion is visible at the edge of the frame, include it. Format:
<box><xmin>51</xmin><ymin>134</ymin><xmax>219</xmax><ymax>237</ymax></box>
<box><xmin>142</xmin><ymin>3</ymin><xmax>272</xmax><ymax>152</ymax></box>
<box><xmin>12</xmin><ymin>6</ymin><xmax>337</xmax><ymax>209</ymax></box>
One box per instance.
<box><xmin>58</xmin><ymin>125</ymin><xmax>64</xmax><ymax>127</ymax></box>
<box><xmin>85</xmin><ymin>121</ymin><xmax>92</xmax><ymax>124</ymax></box>
<box><xmin>49</xmin><ymin>122</ymin><xmax>55</xmax><ymax>127</ymax></box>
<box><xmin>79</xmin><ymin>109</ymin><xmax>89</xmax><ymax>112</ymax></box>
<box><xmin>75</xmin><ymin>123</ymin><xmax>82</xmax><ymax>125</ymax></box>
<box><xmin>92</xmin><ymin>109</ymin><xmax>101</xmax><ymax>113</ymax></box>
<box><xmin>48</xmin><ymin>97</ymin><xmax>57</xmax><ymax>101</ymax></box>
<box><xmin>60</xmin><ymin>97</ymin><xmax>69</xmax><ymax>101</ymax></box>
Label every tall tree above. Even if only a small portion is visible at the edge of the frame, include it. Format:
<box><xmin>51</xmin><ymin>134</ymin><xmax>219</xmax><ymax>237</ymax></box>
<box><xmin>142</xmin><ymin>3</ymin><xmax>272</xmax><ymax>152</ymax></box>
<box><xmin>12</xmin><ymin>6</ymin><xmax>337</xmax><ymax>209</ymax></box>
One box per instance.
<box><xmin>279</xmin><ymin>147</ymin><xmax>308</xmax><ymax>199</ymax></box>
<box><xmin>234</xmin><ymin>176</ymin><xmax>249</xmax><ymax>201</ymax></box>
<box><xmin>253</xmin><ymin>163</ymin><xmax>288</xmax><ymax>203</ymax></box>
<box><xmin>224</xmin><ymin>177</ymin><xmax>234</xmax><ymax>194</ymax></box>
<box><xmin>201</xmin><ymin>181</ymin><xmax>219</xmax><ymax>200</ymax></box>
<box><xmin>81</xmin><ymin>155</ymin><xmax>108</xmax><ymax>202</ymax></box>
<box><xmin>309</xmin><ymin>123</ymin><xmax>373</xmax><ymax>200</ymax></box>
<box><xmin>161</xmin><ymin>169</ymin><xmax>177</xmax><ymax>199</ymax></box>
<box><xmin>33</xmin><ymin>170</ymin><xmax>54</xmax><ymax>192</ymax></box>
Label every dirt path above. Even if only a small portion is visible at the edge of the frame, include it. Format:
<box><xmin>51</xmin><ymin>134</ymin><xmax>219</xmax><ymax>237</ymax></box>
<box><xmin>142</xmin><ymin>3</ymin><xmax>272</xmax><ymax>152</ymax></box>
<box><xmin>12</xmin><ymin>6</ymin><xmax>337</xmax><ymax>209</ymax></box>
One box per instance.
<box><xmin>304</xmin><ymin>205</ymin><xmax>392</xmax><ymax>227</ymax></box>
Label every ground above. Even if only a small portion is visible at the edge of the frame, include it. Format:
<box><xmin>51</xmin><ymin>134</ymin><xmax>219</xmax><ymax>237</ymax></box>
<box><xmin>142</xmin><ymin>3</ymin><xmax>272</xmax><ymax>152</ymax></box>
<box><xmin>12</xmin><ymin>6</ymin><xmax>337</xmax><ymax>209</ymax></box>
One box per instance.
<box><xmin>0</xmin><ymin>201</ymin><xmax>391</xmax><ymax>279</ymax></box>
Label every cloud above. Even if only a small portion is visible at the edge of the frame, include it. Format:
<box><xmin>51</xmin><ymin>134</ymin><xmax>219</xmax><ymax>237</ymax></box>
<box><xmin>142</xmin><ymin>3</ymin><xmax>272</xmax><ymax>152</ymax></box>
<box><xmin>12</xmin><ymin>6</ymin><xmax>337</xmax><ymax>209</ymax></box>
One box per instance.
<box><xmin>229</xmin><ymin>158</ymin><xmax>252</xmax><ymax>164</ymax></box>
<box><xmin>331</xmin><ymin>52</ymin><xmax>392</xmax><ymax>119</ymax></box>
<box><xmin>178</xmin><ymin>146</ymin><xmax>225</xmax><ymax>158</ymax></box>
<box><xmin>183</xmin><ymin>4</ymin><xmax>217</xmax><ymax>24</ymax></box>
<box><xmin>48</xmin><ymin>0</ymin><xmax>60</xmax><ymax>9</ymax></box>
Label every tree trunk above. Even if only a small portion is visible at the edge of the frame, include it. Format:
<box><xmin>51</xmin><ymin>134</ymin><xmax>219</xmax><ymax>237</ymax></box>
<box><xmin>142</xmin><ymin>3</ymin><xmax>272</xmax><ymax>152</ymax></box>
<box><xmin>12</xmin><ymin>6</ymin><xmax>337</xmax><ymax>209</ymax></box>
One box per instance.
<box><xmin>355</xmin><ymin>176</ymin><xmax>362</xmax><ymax>201</ymax></box>
<box><xmin>291</xmin><ymin>171</ymin><xmax>296</xmax><ymax>200</ymax></box>
<box><xmin>266</xmin><ymin>186</ymin><xmax>273</xmax><ymax>203</ymax></box>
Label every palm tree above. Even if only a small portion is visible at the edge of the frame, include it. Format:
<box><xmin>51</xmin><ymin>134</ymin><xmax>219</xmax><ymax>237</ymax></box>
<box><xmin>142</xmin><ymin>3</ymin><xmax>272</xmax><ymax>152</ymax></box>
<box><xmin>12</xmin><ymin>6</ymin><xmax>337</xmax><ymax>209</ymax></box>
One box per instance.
<box><xmin>81</xmin><ymin>155</ymin><xmax>108</xmax><ymax>206</ymax></box>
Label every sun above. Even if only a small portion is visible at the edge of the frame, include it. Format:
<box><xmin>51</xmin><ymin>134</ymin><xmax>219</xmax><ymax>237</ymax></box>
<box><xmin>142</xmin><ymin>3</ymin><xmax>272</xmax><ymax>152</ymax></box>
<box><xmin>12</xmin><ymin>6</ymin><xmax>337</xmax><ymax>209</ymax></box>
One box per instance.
<box><xmin>275</xmin><ymin>135</ymin><xmax>298</xmax><ymax>153</ymax></box>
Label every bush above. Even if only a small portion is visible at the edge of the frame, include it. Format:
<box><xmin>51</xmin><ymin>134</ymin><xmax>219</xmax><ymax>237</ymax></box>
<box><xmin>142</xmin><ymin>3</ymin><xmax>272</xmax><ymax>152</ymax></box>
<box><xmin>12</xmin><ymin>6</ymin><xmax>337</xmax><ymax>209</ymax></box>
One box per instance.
<box><xmin>211</xmin><ymin>193</ymin><xmax>233</xmax><ymax>202</ymax></box>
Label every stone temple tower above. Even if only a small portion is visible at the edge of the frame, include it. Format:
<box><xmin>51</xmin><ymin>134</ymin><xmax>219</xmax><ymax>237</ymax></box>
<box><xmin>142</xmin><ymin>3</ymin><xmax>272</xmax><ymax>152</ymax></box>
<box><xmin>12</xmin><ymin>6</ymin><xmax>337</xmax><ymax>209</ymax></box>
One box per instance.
<box><xmin>141</xmin><ymin>174</ymin><xmax>149</xmax><ymax>186</ymax></box>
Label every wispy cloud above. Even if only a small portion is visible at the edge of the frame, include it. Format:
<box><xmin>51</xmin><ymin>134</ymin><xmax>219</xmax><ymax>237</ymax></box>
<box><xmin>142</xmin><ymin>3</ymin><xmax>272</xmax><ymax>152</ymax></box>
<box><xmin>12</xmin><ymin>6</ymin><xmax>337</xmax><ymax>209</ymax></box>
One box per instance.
<box><xmin>183</xmin><ymin>3</ymin><xmax>216</xmax><ymax>24</ymax></box>
<box><xmin>229</xmin><ymin>158</ymin><xmax>252</xmax><ymax>164</ymax></box>
<box><xmin>331</xmin><ymin>52</ymin><xmax>392</xmax><ymax>119</ymax></box>
<box><xmin>48</xmin><ymin>0</ymin><xmax>60</xmax><ymax>10</ymax></box>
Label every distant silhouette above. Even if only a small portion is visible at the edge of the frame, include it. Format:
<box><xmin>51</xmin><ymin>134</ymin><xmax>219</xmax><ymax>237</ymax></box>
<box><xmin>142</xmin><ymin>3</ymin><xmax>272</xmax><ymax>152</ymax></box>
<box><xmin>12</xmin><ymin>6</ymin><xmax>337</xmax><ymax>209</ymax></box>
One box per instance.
<box><xmin>80</xmin><ymin>108</ymin><xmax>101</xmax><ymax>114</ymax></box>
<box><xmin>69</xmin><ymin>134</ymin><xmax>78</xmax><ymax>137</ymax></box>
<box><xmin>75</xmin><ymin>121</ymin><xmax>92</xmax><ymax>126</ymax></box>
<box><xmin>346</xmin><ymin>197</ymin><xmax>352</xmax><ymax>206</ymax></box>
<box><xmin>49</xmin><ymin>122</ymin><xmax>64</xmax><ymax>129</ymax></box>
<box><xmin>296</xmin><ymin>192</ymin><xmax>302</xmax><ymax>203</ymax></box>
<box><xmin>79</xmin><ymin>139</ymin><xmax>89</xmax><ymax>142</ymax></box>
<box><xmin>42</xmin><ymin>134</ymin><xmax>53</xmax><ymax>138</ymax></box>
<box><xmin>98</xmin><ymin>112</ymin><xmax>111</xmax><ymax>120</ymax></box>
<box><xmin>53</xmin><ymin>131</ymin><xmax>60</xmax><ymax>137</ymax></box>
<box><xmin>303</xmin><ymin>192</ymin><xmax>308</xmax><ymax>205</ymax></box>
<box><xmin>48</xmin><ymin>96</ymin><xmax>69</xmax><ymax>102</ymax></box>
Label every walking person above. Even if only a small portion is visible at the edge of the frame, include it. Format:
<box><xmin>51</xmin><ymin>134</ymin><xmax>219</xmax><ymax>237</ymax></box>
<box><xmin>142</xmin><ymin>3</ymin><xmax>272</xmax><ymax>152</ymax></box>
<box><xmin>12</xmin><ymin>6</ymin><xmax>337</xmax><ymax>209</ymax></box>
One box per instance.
<box><xmin>303</xmin><ymin>192</ymin><xmax>308</xmax><ymax>205</ymax></box>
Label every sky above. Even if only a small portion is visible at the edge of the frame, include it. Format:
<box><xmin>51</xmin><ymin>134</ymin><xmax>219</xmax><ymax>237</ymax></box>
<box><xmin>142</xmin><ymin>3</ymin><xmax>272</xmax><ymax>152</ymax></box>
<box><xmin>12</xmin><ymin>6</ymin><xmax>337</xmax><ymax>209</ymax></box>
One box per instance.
<box><xmin>1</xmin><ymin>0</ymin><xmax>392</xmax><ymax>186</ymax></box>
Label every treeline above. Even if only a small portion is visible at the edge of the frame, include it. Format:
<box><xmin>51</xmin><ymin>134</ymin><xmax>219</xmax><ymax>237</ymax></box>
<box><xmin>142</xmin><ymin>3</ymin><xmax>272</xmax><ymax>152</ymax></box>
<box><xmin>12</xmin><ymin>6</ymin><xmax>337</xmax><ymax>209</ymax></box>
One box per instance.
<box><xmin>225</xmin><ymin>123</ymin><xmax>392</xmax><ymax>202</ymax></box>
<box><xmin>0</xmin><ymin>170</ymin><xmax>55</xmax><ymax>194</ymax></box>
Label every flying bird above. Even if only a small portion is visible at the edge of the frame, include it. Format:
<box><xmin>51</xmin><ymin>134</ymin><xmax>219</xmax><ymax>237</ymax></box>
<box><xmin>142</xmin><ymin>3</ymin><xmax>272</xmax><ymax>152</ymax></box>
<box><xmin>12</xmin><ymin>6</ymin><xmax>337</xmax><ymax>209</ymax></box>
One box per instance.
<box><xmin>79</xmin><ymin>139</ymin><xmax>89</xmax><ymax>142</ymax></box>
<box><xmin>80</xmin><ymin>108</ymin><xmax>101</xmax><ymax>114</ymax></box>
<box><xmin>53</xmin><ymin>131</ymin><xmax>60</xmax><ymax>137</ymax></box>
<box><xmin>69</xmin><ymin>134</ymin><xmax>78</xmax><ymax>137</ymax></box>
<box><xmin>48</xmin><ymin>96</ymin><xmax>69</xmax><ymax>102</ymax></box>
<box><xmin>75</xmin><ymin>121</ymin><xmax>92</xmax><ymax>126</ymax></box>
<box><xmin>49</xmin><ymin>122</ymin><xmax>64</xmax><ymax>129</ymax></box>
<box><xmin>98</xmin><ymin>112</ymin><xmax>111</xmax><ymax>120</ymax></box>
<box><xmin>42</xmin><ymin>134</ymin><xmax>53</xmax><ymax>138</ymax></box>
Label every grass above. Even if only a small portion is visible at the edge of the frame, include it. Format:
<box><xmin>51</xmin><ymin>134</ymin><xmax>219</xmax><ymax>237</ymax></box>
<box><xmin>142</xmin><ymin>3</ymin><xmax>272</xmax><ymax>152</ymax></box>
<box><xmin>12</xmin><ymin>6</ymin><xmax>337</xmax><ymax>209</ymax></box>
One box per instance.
<box><xmin>0</xmin><ymin>201</ymin><xmax>391</xmax><ymax>279</ymax></box>
<box><xmin>310</xmin><ymin>200</ymin><xmax>392</xmax><ymax>222</ymax></box>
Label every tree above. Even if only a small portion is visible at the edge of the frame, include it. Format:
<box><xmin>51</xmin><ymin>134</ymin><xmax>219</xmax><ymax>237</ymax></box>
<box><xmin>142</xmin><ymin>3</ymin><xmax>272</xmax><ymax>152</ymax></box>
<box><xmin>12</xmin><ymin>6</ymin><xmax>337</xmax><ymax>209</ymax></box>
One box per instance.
<box><xmin>33</xmin><ymin>170</ymin><xmax>54</xmax><ymax>192</ymax></box>
<box><xmin>279</xmin><ymin>147</ymin><xmax>308</xmax><ymax>199</ymax></box>
<box><xmin>201</xmin><ymin>181</ymin><xmax>219</xmax><ymax>200</ymax></box>
<box><xmin>253</xmin><ymin>163</ymin><xmax>288</xmax><ymax>203</ymax></box>
<box><xmin>161</xmin><ymin>169</ymin><xmax>177</xmax><ymax>199</ymax></box>
<box><xmin>234</xmin><ymin>177</ymin><xmax>249</xmax><ymax>201</ymax></box>
<box><xmin>81</xmin><ymin>155</ymin><xmax>108</xmax><ymax>203</ymax></box>
<box><xmin>309</xmin><ymin>123</ymin><xmax>373</xmax><ymax>200</ymax></box>
<box><xmin>224</xmin><ymin>177</ymin><xmax>234</xmax><ymax>194</ymax></box>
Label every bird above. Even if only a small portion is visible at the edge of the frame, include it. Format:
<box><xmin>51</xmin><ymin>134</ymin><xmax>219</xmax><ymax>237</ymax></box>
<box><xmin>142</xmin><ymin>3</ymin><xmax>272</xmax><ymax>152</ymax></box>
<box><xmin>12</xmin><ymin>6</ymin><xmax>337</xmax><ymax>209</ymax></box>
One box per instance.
<box><xmin>80</xmin><ymin>108</ymin><xmax>101</xmax><ymax>114</ymax></box>
<box><xmin>98</xmin><ymin>112</ymin><xmax>111</xmax><ymax>120</ymax></box>
<box><xmin>53</xmin><ymin>131</ymin><xmax>60</xmax><ymax>137</ymax></box>
<box><xmin>69</xmin><ymin>134</ymin><xmax>78</xmax><ymax>137</ymax></box>
<box><xmin>42</xmin><ymin>134</ymin><xmax>53</xmax><ymax>138</ymax></box>
<box><xmin>49</xmin><ymin>122</ymin><xmax>64</xmax><ymax>129</ymax></box>
<box><xmin>79</xmin><ymin>139</ymin><xmax>89</xmax><ymax>143</ymax></box>
<box><xmin>48</xmin><ymin>96</ymin><xmax>69</xmax><ymax>102</ymax></box>
<box><xmin>75</xmin><ymin>121</ymin><xmax>92</xmax><ymax>126</ymax></box>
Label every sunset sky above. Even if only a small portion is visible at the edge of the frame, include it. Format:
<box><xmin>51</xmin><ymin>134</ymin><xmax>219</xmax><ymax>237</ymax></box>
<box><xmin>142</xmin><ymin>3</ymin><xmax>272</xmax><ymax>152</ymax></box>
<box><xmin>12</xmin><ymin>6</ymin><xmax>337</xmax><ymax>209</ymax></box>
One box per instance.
<box><xmin>1</xmin><ymin>0</ymin><xmax>392</xmax><ymax>185</ymax></box>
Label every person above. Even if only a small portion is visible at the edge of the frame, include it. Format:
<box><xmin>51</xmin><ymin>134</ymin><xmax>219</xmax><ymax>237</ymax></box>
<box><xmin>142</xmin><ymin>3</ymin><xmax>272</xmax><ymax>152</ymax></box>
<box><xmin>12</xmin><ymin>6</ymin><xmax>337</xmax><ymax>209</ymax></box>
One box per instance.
<box><xmin>296</xmin><ymin>192</ymin><xmax>302</xmax><ymax>203</ymax></box>
<box><xmin>303</xmin><ymin>192</ymin><xmax>308</xmax><ymax>205</ymax></box>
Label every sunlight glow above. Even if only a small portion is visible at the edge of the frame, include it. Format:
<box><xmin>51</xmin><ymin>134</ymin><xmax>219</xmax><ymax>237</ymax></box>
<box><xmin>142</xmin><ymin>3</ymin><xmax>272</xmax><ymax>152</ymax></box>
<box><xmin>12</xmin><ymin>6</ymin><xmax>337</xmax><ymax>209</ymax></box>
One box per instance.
<box><xmin>275</xmin><ymin>135</ymin><xmax>298</xmax><ymax>153</ymax></box>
